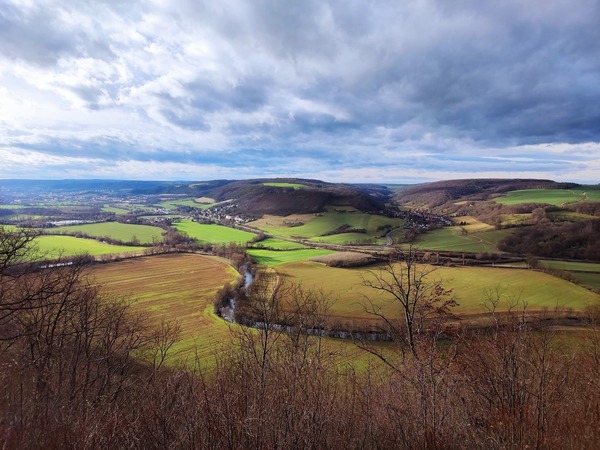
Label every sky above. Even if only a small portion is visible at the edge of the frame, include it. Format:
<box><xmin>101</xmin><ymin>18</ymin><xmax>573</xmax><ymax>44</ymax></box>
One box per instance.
<box><xmin>0</xmin><ymin>0</ymin><xmax>599</xmax><ymax>184</ymax></box>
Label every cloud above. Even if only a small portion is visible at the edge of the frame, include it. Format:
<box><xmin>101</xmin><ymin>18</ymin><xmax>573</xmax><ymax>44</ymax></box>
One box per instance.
<box><xmin>0</xmin><ymin>0</ymin><xmax>599</xmax><ymax>182</ymax></box>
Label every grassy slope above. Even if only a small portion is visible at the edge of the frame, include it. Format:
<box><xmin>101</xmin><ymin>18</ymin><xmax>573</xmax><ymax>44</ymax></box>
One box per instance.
<box><xmin>173</xmin><ymin>219</ymin><xmax>255</xmax><ymax>244</ymax></box>
<box><xmin>249</xmin><ymin>212</ymin><xmax>402</xmax><ymax>242</ymax></box>
<box><xmin>495</xmin><ymin>188</ymin><xmax>600</xmax><ymax>206</ymax></box>
<box><xmin>407</xmin><ymin>227</ymin><xmax>510</xmax><ymax>253</ymax></box>
<box><xmin>48</xmin><ymin>222</ymin><xmax>164</xmax><ymax>244</ymax></box>
<box><xmin>34</xmin><ymin>235</ymin><xmax>143</xmax><ymax>257</ymax></box>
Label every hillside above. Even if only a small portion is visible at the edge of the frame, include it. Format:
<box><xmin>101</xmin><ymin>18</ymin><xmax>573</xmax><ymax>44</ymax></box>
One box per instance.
<box><xmin>396</xmin><ymin>178</ymin><xmax>578</xmax><ymax>209</ymax></box>
<box><xmin>393</xmin><ymin>178</ymin><xmax>600</xmax><ymax>261</ymax></box>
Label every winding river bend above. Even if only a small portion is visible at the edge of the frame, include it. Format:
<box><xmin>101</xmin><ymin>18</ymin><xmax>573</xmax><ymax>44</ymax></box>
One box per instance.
<box><xmin>220</xmin><ymin>265</ymin><xmax>390</xmax><ymax>342</ymax></box>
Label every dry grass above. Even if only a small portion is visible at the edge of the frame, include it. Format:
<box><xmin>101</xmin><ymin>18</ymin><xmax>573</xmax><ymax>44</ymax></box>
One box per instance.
<box><xmin>90</xmin><ymin>253</ymin><xmax>240</xmax><ymax>363</ymax></box>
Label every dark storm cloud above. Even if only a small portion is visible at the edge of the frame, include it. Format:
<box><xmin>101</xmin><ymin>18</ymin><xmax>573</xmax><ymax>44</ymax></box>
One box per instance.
<box><xmin>0</xmin><ymin>0</ymin><xmax>599</xmax><ymax>181</ymax></box>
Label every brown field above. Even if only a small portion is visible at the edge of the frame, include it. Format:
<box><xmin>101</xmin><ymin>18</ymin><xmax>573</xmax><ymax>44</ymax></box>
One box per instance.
<box><xmin>90</xmin><ymin>253</ymin><xmax>241</xmax><ymax>364</ymax></box>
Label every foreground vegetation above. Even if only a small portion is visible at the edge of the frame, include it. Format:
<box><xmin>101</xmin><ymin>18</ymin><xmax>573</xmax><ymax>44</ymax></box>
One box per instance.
<box><xmin>3</xmin><ymin>227</ymin><xmax>600</xmax><ymax>449</ymax></box>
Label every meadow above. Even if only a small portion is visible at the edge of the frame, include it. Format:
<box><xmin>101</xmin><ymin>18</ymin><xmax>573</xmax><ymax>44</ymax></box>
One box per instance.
<box><xmin>246</xmin><ymin>248</ymin><xmax>335</xmax><ymax>266</ymax></box>
<box><xmin>91</xmin><ymin>253</ymin><xmax>376</xmax><ymax>369</ymax></box>
<box><xmin>173</xmin><ymin>219</ymin><xmax>256</xmax><ymax>244</ymax></box>
<box><xmin>101</xmin><ymin>204</ymin><xmax>132</xmax><ymax>215</ymax></box>
<box><xmin>261</xmin><ymin>182</ymin><xmax>306</xmax><ymax>189</ymax></box>
<box><xmin>406</xmin><ymin>226</ymin><xmax>510</xmax><ymax>253</ymax></box>
<box><xmin>47</xmin><ymin>222</ymin><xmax>164</xmax><ymax>244</ymax></box>
<box><xmin>495</xmin><ymin>188</ymin><xmax>600</xmax><ymax>206</ymax></box>
<box><xmin>248</xmin><ymin>211</ymin><xmax>403</xmax><ymax>244</ymax></box>
<box><xmin>248</xmin><ymin>237</ymin><xmax>309</xmax><ymax>250</ymax></box>
<box><xmin>34</xmin><ymin>235</ymin><xmax>143</xmax><ymax>258</ymax></box>
<box><xmin>156</xmin><ymin>198</ymin><xmax>216</xmax><ymax>210</ymax></box>
<box><xmin>276</xmin><ymin>261</ymin><xmax>600</xmax><ymax>324</ymax></box>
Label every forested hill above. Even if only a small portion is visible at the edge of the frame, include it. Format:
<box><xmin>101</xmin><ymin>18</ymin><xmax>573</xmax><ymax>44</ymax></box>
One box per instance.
<box><xmin>396</xmin><ymin>178</ymin><xmax>578</xmax><ymax>209</ymax></box>
<box><xmin>0</xmin><ymin>178</ymin><xmax>392</xmax><ymax>216</ymax></box>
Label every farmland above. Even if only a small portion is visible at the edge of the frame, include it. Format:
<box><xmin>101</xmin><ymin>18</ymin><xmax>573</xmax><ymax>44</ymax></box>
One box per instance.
<box><xmin>91</xmin><ymin>253</ymin><xmax>240</xmax><ymax>362</ymax></box>
<box><xmin>173</xmin><ymin>219</ymin><xmax>256</xmax><ymax>244</ymax></box>
<box><xmin>248</xmin><ymin>211</ymin><xmax>403</xmax><ymax>244</ymax></box>
<box><xmin>405</xmin><ymin>226</ymin><xmax>510</xmax><ymax>253</ymax></box>
<box><xmin>34</xmin><ymin>235</ymin><xmax>143</xmax><ymax>258</ymax></box>
<box><xmin>246</xmin><ymin>248</ymin><xmax>335</xmax><ymax>266</ymax></box>
<box><xmin>276</xmin><ymin>261</ymin><xmax>600</xmax><ymax>324</ymax></box>
<box><xmin>249</xmin><ymin>238</ymin><xmax>309</xmax><ymax>250</ymax></box>
<box><xmin>495</xmin><ymin>188</ymin><xmax>600</xmax><ymax>206</ymax></box>
<box><xmin>47</xmin><ymin>222</ymin><xmax>164</xmax><ymax>244</ymax></box>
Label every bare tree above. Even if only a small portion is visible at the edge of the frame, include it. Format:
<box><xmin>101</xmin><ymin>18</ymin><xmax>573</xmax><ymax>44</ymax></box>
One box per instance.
<box><xmin>361</xmin><ymin>244</ymin><xmax>457</xmax><ymax>360</ymax></box>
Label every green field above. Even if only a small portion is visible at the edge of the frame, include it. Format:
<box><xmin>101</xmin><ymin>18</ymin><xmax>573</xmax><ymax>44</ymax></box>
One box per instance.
<box><xmin>173</xmin><ymin>219</ymin><xmax>256</xmax><ymax>244</ymax></box>
<box><xmin>91</xmin><ymin>253</ymin><xmax>382</xmax><ymax>369</ymax></box>
<box><xmin>34</xmin><ymin>235</ymin><xmax>143</xmax><ymax>258</ymax></box>
<box><xmin>101</xmin><ymin>205</ymin><xmax>131</xmax><ymax>215</ymax></box>
<box><xmin>569</xmin><ymin>272</ymin><xmax>600</xmax><ymax>291</ymax></box>
<box><xmin>495</xmin><ymin>188</ymin><xmax>600</xmax><ymax>206</ymax></box>
<box><xmin>276</xmin><ymin>261</ymin><xmax>600</xmax><ymax>323</ymax></box>
<box><xmin>48</xmin><ymin>222</ymin><xmax>164</xmax><ymax>244</ymax></box>
<box><xmin>249</xmin><ymin>238</ymin><xmax>309</xmax><ymax>250</ymax></box>
<box><xmin>247</xmin><ymin>248</ymin><xmax>335</xmax><ymax>266</ymax></box>
<box><xmin>406</xmin><ymin>227</ymin><xmax>511</xmax><ymax>253</ymax></box>
<box><xmin>249</xmin><ymin>212</ymin><xmax>403</xmax><ymax>243</ymax></box>
<box><xmin>156</xmin><ymin>199</ymin><xmax>215</xmax><ymax>210</ymax></box>
<box><xmin>540</xmin><ymin>260</ymin><xmax>600</xmax><ymax>272</ymax></box>
<box><xmin>262</xmin><ymin>182</ymin><xmax>306</xmax><ymax>189</ymax></box>
<box><xmin>0</xmin><ymin>204</ymin><xmax>25</xmax><ymax>209</ymax></box>
<box><xmin>311</xmin><ymin>232</ymin><xmax>378</xmax><ymax>245</ymax></box>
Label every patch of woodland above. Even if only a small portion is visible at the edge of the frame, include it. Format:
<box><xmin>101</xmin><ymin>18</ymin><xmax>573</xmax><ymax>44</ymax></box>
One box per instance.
<box><xmin>499</xmin><ymin>218</ymin><xmax>600</xmax><ymax>261</ymax></box>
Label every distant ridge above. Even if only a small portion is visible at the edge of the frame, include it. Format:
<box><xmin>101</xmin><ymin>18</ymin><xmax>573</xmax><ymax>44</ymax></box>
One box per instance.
<box><xmin>396</xmin><ymin>178</ymin><xmax>579</xmax><ymax>208</ymax></box>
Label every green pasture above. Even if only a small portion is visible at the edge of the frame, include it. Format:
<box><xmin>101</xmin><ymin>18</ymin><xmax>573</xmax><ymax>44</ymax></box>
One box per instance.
<box><xmin>48</xmin><ymin>222</ymin><xmax>164</xmax><ymax>244</ymax></box>
<box><xmin>33</xmin><ymin>235</ymin><xmax>143</xmax><ymax>258</ymax></box>
<box><xmin>249</xmin><ymin>238</ymin><xmax>308</xmax><ymax>250</ymax></box>
<box><xmin>101</xmin><ymin>205</ymin><xmax>131</xmax><ymax>215</ymax></box>
<box><xmin>0</xmin><ymin>204</ymin><xmax>25</xmax><ymax>209</ymax></box>
<box><xmin>251</xmin><ymin>212</ymin><xmax>403</xmax><ymax>241</ymax></box>
<box><xmin>408</xmin><ymin>227</ymin><xmax>510</xmax><ymax>253</ymax></box>
<box><xmin>173</xmin><ymin>219</ymin><xmax>256</xmax><ymax>244</ymax></box>
<box><xmin>495</xmin><ymin>188</ymin><xmax>600</xmax><ymax>206</ymax></box>
<box><xmin>540</xmin><ymin>260</ymin><xmax>600</xmax><ymax>272</ymax></box>
<box><xmin>277</xmin><ymin>261</ymin><xmax>600</xmax><ymax>321</ymax></box>
<box><xmin>156</xmin><ymin>199</ymin><xmax>215</xmax><ymax>210</ymax></box>
<box><xmin>247</xmin><ymin>248</ymin><xmax>335</xmax><ymax>266</ymax></box>
<box><xmin>262</xmin><ymin>182</ymin><xmax>306</xmax><ymax>189</ymax></box>
<box><xmin>569</xmin><ymin>272</ymin><xmax>600</xmax><ymax>291</ymax></box>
